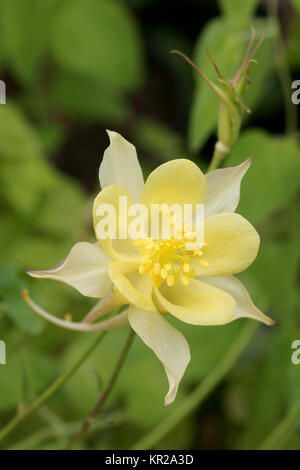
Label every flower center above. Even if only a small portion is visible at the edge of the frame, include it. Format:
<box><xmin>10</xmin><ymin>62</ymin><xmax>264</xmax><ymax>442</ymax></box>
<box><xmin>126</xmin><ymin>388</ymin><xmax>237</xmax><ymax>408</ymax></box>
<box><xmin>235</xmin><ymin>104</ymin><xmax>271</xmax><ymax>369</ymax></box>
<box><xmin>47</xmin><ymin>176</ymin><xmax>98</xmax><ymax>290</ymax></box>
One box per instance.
<box><xmin>134</xmin><ymin>226</ymin><xmax>208</xmax><ymax>287</ymax></box>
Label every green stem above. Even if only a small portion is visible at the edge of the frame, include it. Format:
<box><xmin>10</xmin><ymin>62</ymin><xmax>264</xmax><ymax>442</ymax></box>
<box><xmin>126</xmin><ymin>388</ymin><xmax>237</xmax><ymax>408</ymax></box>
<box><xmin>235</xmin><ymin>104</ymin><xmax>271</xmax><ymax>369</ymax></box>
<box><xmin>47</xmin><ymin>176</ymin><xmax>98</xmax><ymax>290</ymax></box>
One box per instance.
<box><xmin>207</xmin><ymin>146</ymin><xmax>228</xmax><ymax>172</ymax></box>
<box><xmin>64</xmin><ymin>329</ymin><xmax>135</xmax><ymax>450</ymax></box>
<box><xmin>0</xmin><ymin>331</ymin><xmax>106</xmax><ymax>446</ymax></box>
<box><xmin>8</xmin><ymin>411</ymin><xmax>124</xmax><ymax>450</ymax></box>
<box><xmin>258</xmin><ymin>399</ymin><xmax>300</xmax><ymax>450</ymax></box>
<box><xmin>131</xmin><ymin>320</ymin><xmax>257</xmax><ymax>450</ymax></box>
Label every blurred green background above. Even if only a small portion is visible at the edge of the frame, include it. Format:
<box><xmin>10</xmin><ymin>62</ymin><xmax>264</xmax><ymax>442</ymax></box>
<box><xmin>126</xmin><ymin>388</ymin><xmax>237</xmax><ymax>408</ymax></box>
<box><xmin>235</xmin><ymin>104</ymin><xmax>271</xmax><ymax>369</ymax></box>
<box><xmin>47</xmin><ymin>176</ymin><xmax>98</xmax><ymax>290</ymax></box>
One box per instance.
<box><xmin>0</xmin><ymin>0</ymin><xmax>300</xmax><ymax>450</ymax></box>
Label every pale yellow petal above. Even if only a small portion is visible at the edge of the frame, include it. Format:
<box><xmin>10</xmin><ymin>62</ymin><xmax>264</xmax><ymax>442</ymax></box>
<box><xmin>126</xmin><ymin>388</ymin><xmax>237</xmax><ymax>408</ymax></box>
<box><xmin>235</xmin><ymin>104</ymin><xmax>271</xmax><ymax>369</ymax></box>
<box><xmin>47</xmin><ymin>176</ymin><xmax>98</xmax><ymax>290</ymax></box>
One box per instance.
<box><xmin>140</xmin><ymin>159</ymin><xmax>207</xmax><ymax>210</ymax></box>
<box><xmin>200</xmin><ymin>275</ymin><xmax>275</xmax><ymax>326</ymax></box>
<box><xmin>93</xmin><ymin>184</ymin><xmax>140</xmax><ymax>262</ymax></box>
<box><xmin>108</xmin><ymin>261</ymin><xmax>155</xmax><ymax>312</ymax></box>
<box><xmin>128</xmin><ymin>306</ymin><xmax>190</xmax><ymax>406</ymax></box>
<box><xmin>154</xmin><ymin>279</ymin><xmax>236</xmax><ymax>325</ymax></box>
<box><xmin>194</xmin><ymin>213</ymin><xmax>260</xmax><ymax>277</ymax></box>
<box><xmin>99</xmin><ymin>130</ymin><xmax>144</xmax><ymax>202</ymax></box>
<box><xmin>27</xmin><ymin>242</ymin><xmax>111</xmax><ymax>298</ymax></box>
<box><xmin>205</xmin><ymin>158</ymin><xmax>251</xmax><ymax>217</ymax></box>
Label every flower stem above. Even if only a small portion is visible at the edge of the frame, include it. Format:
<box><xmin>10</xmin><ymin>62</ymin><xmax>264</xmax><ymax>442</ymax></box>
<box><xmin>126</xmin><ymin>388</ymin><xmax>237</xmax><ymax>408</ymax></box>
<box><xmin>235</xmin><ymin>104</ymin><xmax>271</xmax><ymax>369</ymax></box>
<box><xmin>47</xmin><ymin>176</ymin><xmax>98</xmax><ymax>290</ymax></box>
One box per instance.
<box><xmin>131</xmin><ymin>320</ymin><xmax>257</xmax><ymax>450</ymax></box>
<box><xmin>207</xmin><ymin>146</ymin><xmax>228</xmax><ymax>172</ymax></box>
<box><xmin>258</xmin><ymin>399</ymin><xmax>300</xmax><ymax>450</ymax></box>
<box><xmin>0</xmin><ymin>331</ymin><xmax>106</xmax><ymax>446</ymax></box>
<box><xmin>64</xmin><ymin>329</ymin><xmax>135</xmax><ymax>450</ymax></box>
<box><xmin>8</xmin><ymin>411</ymin><xmax>124</xmax><ymax>450</ymax></box>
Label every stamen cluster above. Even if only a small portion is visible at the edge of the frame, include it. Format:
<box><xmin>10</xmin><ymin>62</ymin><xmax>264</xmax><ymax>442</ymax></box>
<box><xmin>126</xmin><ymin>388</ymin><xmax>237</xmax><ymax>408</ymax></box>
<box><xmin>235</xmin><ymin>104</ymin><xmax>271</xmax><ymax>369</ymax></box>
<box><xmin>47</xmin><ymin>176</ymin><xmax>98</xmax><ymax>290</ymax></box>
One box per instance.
<box><xmin>134</xmin><ymin>225</ymin><xmax>208</xmax><ymax>287</ymax></box>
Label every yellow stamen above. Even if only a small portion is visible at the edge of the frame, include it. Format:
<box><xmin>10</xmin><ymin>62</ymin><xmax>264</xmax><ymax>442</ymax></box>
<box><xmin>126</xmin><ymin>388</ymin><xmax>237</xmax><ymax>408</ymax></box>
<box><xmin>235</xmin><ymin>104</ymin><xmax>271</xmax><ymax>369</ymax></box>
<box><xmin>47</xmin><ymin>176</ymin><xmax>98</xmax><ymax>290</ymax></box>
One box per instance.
<box><xmin>64</xmin><ymin>313</ymin><xmax>72</xmax><ymax>322</ymax></box>
<box><xmin>160</xmin><ymin>268</ymin><xmax>168</xmax><ymax>279</ymax></box>
<box><xmin>135</xmin><ymin>233</ymin><xmax>208</xmax><ymax>287</ymax></box>
<box><xmin>181</xmin><ymin>275</ymin><xmax>190</xmax><ymax>286</ymax></box>
<box><xmin>22</xmin><ymin>289</ymin><xmax>29</xmax><ymax>300</ymax></box>
<box><xmin>154</xmin><ymin>263</ymin><xmax>161</xmax><ymax>275</ymax></box>
<box><xmin>166</xmin><ymin>274</ymin><xmax>175</xmax><ymax>286</ymax></box>
<box><xmin>146</xmin><ymin>242</ymin><xmax>154</xmax><ymax>250</ymax></box>
<box><xmin>194</xmin><ymin>249</ymin><xmax>203</xmax><ymax>256</ymax></box>
<box><xmin>199</xmin><ymin>259</ymin><xmax>209</xmax><ymax>267</ymax></box>
<box><xmin>183</xmin><ymin>263</ymin><xmax>190</xmax><ymax>273</ymax></box>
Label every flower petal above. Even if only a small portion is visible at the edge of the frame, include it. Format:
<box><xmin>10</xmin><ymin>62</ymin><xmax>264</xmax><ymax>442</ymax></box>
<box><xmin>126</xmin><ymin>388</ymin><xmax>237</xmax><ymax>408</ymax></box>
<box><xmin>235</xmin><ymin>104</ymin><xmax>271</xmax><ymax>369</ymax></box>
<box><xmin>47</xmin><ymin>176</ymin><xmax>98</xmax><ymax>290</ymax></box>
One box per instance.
<box><xmin>128</xmin><ymin>306</ymin><xmax>190</xmax><ymax>406</ymax></box>
<box><xmin>154</xmin><ymin>279</ymin><xmax>236</xmax><ymax>325</ymax></box>
<box><xmin>27</xmin><ymin>242</ymin><xmax>111</xmax><ymax>298</ymax></box>
<box><xmin>108</xmin><ymin>261</ymin><xmax>155</xmax><ymax>312</ymax></box>
<box><xmin>93</xmin><ymin>184</ymin><xmax>140</xmax><ymax>262</ymax></box>
<box><xmin>205</xmin><ymin>158</ymin><xmax>251</xmax><ymax>217</ymax></box>
<box><xmin>200</xmin><ymin>275</ymin><xmax>275</xmax><ymax>326</ymax></box>
<box><xmin>99</xmin><ymin>130</ymin><xmax>144</xmax><ymax>202</ymax></box>
<box><xmin>140</xmin><ymin>159</ymin><xmax>207</xmax><ymax>210</ymax></box>
<box><xmin>194</xmin><ymin>213</ymin><xmax>260</xmax><ymax>277</ymax></box>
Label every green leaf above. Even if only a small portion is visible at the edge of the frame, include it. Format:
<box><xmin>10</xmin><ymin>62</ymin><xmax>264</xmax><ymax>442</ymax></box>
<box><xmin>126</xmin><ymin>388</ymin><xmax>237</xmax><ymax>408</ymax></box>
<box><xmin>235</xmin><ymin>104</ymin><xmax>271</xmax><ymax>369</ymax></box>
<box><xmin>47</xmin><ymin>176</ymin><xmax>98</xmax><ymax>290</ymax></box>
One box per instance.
<box><xmin>290</xmin><ymin>0</ymin><xmax>300</xmax><ymax>13</ymax></box>
<box><xmin>0</xmin><ymin>349</ymin><xmax>56</xmax><ymax>410</ymax></box>
<box><xmin>50</xmin><ymin>70</ymin><xmax>129</xmax><ymax>122</ymax></box>
<box><xmin>188</xmin><ymin>19</ymin><xmax>275</xmax><ymax>153</ymax></box>
<box><xmin>132</xmin><ymin>119</ymin><xmax>186</xmax><ymax>162</ymax></box>
<box><xmin>245</xmin><ymin>237</ymin><xmax>300</xmax><ymax>316</ymax></box>
<box><xmin>225</xmin><ymin>129</ymin><xmax>300</xmax><ymax>225</ymax></box>
<box><xmin>0</xmin><ymin>214</ymin><xmax>25</xmax><ymax>266</ymax></box>
<box><xmin>0</xmin><ymin>104</ymin><xmax>56</xmax><ymax>216</ymax></box>
<box><xmin>0</xmin><ymin>103</ymin><xmax>86</xmax><ymax>228</ymax></box>
<box><xmin>0</xmin><ymin>0</ymin><xmax>47</xmax><ymax>83</ymax></box>
<box><xmin>218</xmin><ymin>0</ymin><xmax>259</xmax><ymax>28</ymax></box>
<box><xmin>49</xmin><ymin>0</ymin><xmax>144</xmax><ymax>91</ymax></box>
<box><xmin>0</xmin><ymin>103</ymin><xmax>41</xmax><ymax>160</ymax></box>
<box><xmin>0</xmin><ymin>354</ymin><xmax>22</xmax><ymax>409</ymax></box>
<box><xmin>170</xmin><ymin>316</ymin><xmax>244</xmax><ymax>383</ymax></box>
<box><xmin>287</xmin><ymin>17</ymin><xmax>300</xmax><ymax>69</ymax></box>
<box><xmin>33</xmin><ymin>175</ymin><xmax>85</xmax><ymax>238</ymax></box>
<box><xmin>0</xmin><ymin>287</ymin><xmax>43</xmax><ymax>334</ymax></box>
<box><xmin>237</xmin><ymin>325</ymin><xmax>292</xmax><ymax>449</ymax></box>
<box><xmin>0</xmin><ymin>265</ymin><xmax>19</xmax><ymax>295</ymax></box>
<box><xmin>11</xmin><ymin>235</ymin><xmax>72</xmax><ymax>270</ymax></box>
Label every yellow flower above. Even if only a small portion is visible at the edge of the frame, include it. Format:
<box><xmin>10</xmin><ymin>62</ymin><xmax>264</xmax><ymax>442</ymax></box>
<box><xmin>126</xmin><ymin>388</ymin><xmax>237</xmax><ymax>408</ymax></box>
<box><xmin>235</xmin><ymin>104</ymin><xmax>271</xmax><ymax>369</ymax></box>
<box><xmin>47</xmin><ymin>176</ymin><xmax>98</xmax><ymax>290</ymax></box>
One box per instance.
<box><xmin>26</xmin><ymin>131</ymin><xmax>274</xmax><ymax>406</ymax></box>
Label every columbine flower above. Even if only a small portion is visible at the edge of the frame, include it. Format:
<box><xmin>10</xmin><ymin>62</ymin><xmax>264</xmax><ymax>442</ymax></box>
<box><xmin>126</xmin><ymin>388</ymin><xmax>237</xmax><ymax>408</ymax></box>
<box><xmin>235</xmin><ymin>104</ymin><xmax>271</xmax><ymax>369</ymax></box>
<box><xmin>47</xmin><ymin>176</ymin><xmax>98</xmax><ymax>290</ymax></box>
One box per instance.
<box><xmin>25</xmin><ymin>131</ymin><xmax>274</xmax><ymax>406</ymax></box>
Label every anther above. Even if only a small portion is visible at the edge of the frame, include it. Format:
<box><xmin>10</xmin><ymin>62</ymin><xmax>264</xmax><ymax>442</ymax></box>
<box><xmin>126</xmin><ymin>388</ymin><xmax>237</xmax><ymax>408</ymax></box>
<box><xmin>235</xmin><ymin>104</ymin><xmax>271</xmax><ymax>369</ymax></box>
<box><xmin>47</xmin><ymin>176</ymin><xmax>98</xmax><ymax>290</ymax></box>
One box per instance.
<box><xmin>154</xmin><ymin>263</ymin><xmax>161</xmax><ymax>275</ymax></box>
<box><xmin>166</xmin><ymin>274</ymin><xmax>175</xmax><ymax>286</ymax></box>
<box><xmin>194</xmin><ymin>250</ymin><xmax>203</xmax><ymax>256</ymax></box>
<box><xmin>160</xmin><ymin>268</ymin><xmax>167</xmax><ymax>279</ymax></box>
<box><xmin>181</xmin><ymin>275</ymin><xmax>190</xmax><ymax>286</ymax></box>
<box><xmin>183</xmin><ymin>263</ymin><xmax>190</xmax><ymax>273</ymax></box>
<box><xmin>199</xmin><ymin>260</ymin><xmax>209</xmax><ymax>267</ymax></box>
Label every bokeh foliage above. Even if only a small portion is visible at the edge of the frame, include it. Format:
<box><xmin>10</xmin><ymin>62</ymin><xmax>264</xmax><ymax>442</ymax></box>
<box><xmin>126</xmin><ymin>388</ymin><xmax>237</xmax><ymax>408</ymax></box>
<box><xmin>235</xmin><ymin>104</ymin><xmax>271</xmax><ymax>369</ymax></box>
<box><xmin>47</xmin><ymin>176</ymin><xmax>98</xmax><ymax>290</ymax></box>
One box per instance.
<box><xmin>0</xmin><ymin>0</ymin><xmax>300</xmax><ymax>450</ymax></box>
